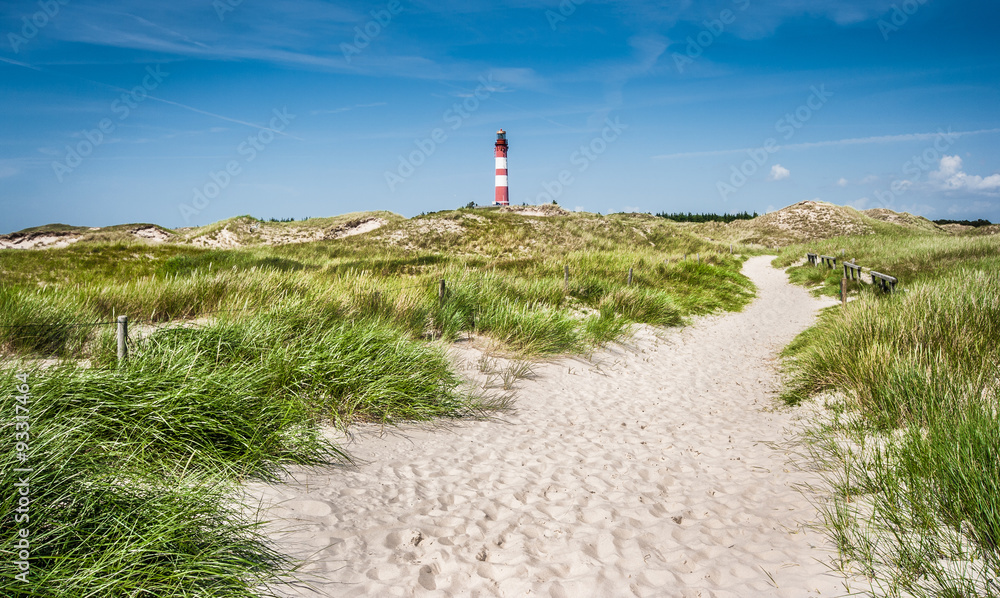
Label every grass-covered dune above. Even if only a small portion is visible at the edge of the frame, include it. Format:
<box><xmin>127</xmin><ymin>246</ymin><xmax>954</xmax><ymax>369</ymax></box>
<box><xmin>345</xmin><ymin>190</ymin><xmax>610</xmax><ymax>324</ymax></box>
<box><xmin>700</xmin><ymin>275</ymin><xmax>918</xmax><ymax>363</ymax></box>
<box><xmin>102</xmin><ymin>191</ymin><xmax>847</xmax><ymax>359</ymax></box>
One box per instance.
<box><xmin>686</xmin><ymin>200</ymin><xmax>952</xmax><ymax>249</ymax></box>
<box><xmin>0</xmin><ymin>207</ymin><xmax>756</xmax><ymax>597</ymax></box>
<box><xmin>775</xmin><ymin>232</ymin><xmax>1000</xmax><ymax>597</ymax></box>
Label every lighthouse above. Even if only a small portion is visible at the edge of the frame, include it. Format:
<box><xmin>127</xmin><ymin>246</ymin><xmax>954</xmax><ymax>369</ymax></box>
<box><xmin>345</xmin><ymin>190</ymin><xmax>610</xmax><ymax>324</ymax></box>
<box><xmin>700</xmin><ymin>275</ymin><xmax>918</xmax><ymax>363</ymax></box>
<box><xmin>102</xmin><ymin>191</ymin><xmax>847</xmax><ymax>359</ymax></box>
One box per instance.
<box><xmin>494</xmin><ymin>129</ymin><xmax>509</xmax><ymax>205</ymax></box>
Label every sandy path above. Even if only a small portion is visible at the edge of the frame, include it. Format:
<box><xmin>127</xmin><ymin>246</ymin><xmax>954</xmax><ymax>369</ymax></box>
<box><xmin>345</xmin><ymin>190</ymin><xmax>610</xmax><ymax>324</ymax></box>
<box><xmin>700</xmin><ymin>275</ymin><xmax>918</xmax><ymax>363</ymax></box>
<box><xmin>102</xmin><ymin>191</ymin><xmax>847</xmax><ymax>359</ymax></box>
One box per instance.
<box><xmin>248</xmin><ymin>256</ymin><xmax>852</xmax><ymax>597</ymax></box>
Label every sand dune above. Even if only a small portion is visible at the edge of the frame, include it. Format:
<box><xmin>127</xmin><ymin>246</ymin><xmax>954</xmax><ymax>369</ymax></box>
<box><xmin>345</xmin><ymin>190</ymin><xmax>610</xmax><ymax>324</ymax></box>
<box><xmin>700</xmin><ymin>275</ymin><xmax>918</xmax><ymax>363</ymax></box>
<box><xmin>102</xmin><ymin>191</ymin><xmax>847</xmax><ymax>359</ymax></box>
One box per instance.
<box><xmin>247</xmin><ymin>256</ymin><xmax>857</xmax><ymax>597</ymax></box>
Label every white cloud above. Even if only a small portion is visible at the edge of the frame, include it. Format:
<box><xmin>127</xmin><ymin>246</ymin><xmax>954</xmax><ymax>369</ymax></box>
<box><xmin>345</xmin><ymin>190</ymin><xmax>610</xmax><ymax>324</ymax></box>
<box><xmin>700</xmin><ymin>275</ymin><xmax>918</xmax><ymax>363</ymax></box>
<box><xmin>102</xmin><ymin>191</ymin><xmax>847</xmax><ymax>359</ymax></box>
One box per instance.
<box><xmin>931</xmin><ymin>155</ymin><xmax>1000</xmax><ymax>192</ymax></box>
<box><xmin>861</xmin><ymin>174</ymin><xmax>880</xmax><ymax>184</ymax></box>
<box><xmin>769</xmin><ymin>164</ymin><xmax>790</xmax><ymax>181</ymax></box>
<box><xmin>837</xmin><ymin>177</ymin><xmax>848</xmax><ymax>187</ymax></box>
<box><xmin>847</xmin><ymin>197</ymin><xmax>870</xmax><ymax>209</ymax></box>
<box><xmin>0</xmin><ymin>166</ymin><xmax>17</xmax><ymax>179</ymax></box>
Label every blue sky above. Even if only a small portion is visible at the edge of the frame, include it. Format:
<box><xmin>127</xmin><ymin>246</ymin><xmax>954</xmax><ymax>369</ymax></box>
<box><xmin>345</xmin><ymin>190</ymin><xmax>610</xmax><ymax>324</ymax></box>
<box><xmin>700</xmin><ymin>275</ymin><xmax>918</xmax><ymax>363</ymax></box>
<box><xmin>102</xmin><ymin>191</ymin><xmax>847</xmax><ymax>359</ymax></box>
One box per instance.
<box><xmin>1</xmin><ymin>0</ymin><xmax>998</xmax><ymax>232</ymax></box>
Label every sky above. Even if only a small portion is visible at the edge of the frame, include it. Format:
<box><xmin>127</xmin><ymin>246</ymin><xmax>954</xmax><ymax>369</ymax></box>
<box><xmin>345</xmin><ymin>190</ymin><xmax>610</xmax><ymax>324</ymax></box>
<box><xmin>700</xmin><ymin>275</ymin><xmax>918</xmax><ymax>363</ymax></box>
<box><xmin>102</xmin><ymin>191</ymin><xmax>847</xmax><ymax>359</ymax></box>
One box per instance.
<box><xmin>1</xmin><ymin>0</ymin><xmax>999</xmax><ymax>233</ymax></box>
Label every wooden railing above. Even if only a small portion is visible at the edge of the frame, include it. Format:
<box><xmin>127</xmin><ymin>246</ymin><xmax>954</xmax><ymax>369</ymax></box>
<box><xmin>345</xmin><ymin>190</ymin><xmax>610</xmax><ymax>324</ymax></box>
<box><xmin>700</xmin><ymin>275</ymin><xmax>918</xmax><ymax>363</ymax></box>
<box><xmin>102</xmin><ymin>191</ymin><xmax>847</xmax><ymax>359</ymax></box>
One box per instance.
<box><xmin>806</xmin><ymin>253</ymin><xmax>899</xmax><ymax>296</ymax></box>
<box><xmin>843</xmin><ymin>261</ymin><xmax>862</xmax><ymax>281</ymax></box>
<box><xmin>870</xmin><ymin>271</ymin><xmax>898</xmax><ymax>293</ymax></box>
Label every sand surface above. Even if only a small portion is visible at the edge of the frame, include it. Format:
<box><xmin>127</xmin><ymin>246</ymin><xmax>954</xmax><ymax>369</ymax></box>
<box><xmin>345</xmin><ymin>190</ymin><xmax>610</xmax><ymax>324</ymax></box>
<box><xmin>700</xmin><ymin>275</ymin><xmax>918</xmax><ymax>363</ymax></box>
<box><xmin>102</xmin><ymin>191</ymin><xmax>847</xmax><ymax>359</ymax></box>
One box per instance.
<box><xmin>247</xmin><ymin>256</ymin><xmax>855</xmax><ymax>597</ymax></box>
<box><xmin>0</xmin><ymin>233</ymin><xmax>81</xmax><ymax>249</ymax></box>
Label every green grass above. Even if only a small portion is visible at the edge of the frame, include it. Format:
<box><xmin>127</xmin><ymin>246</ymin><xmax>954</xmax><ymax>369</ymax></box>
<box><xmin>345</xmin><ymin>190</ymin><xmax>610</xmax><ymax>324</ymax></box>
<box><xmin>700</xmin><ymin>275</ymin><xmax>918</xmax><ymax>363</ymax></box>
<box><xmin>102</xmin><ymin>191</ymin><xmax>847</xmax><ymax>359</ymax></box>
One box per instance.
<box><xmin>779</xmin><ymin>234</ymin><xmax>1000</xmax><ymax>597</ymax></box>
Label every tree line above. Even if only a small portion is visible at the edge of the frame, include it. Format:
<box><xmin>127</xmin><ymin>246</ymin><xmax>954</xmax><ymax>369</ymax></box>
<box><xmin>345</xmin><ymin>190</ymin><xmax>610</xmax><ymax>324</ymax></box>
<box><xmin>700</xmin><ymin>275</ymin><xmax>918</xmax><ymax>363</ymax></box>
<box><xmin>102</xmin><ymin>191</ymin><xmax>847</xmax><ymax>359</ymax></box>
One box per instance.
<box><xmin>655</xmin><ymin>211</ymin><xmax>759</xmax><ymax>223</ymax></box>
<box><xmin>932</xmin><ymin>218</ymin><xmax>993</xmax><ymax>227</ymax></box>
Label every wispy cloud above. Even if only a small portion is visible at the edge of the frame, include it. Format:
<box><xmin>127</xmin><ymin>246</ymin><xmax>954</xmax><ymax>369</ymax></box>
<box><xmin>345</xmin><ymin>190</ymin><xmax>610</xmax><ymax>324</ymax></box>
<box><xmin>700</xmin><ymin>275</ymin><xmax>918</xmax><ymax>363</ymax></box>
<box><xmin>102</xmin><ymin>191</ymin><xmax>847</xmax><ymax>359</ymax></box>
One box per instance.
<box><xmin>0</xmin><ymin>56</ymin><xmax>44</xmax><ymax>72</ymax></box>
<box><xmin>665</xmin><ymin>0</ymin><xmax>898</xmax><ymax>39</ymax></box>
<box><xmin>1</xmin><ymin>57</ymin><xmax>304</xmax><ymax>140</ymax></box>
<box><xmin>17</xmin><ymin>1</ymin><xmax>480</xmax><ymax>82</ymax></box>
<box><xmin>310</xmin><ymin>102</ymin><xmax>387</xmax><ymax>116</ymax></box>
<box><xmin>653</xmin><ymin>128</ymin><xmax>1000</xmax><ymax>160</ymax></box>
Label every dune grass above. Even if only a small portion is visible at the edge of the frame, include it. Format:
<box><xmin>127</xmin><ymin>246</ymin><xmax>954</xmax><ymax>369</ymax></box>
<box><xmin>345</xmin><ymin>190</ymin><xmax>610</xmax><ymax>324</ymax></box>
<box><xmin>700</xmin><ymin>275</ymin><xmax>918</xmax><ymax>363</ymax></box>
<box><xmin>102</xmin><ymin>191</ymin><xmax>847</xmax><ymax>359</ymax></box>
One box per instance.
<box><xmin>778</xmin><ymin>234</ymin><xmax>1000</xmax><ymax>597</ymax></box>
<box><xmin>0</xmin><ymin>306</ymin><xmax>500</xmax><ymax>596</ymax></box>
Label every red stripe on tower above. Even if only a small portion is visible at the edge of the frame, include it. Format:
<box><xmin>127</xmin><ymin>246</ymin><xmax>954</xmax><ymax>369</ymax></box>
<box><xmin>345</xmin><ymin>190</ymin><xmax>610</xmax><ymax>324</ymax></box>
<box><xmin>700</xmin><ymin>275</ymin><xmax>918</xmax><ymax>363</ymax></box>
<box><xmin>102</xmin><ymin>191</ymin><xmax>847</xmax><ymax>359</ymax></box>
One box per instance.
<box><xmin>494</xmin><ymin>129</ymin><xmax>509</xmax><ymax>205</ymax></box>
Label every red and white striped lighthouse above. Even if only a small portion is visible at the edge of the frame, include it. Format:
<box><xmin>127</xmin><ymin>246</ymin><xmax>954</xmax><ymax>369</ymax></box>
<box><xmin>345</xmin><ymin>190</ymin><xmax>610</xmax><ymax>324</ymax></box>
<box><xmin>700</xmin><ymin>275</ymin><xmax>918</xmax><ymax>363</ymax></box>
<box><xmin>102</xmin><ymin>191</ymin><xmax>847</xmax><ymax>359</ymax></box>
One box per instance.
<box><xmin>494</xmin><ymin>129</ymin><xmax>509</xmax><ymax>205</ymax></box>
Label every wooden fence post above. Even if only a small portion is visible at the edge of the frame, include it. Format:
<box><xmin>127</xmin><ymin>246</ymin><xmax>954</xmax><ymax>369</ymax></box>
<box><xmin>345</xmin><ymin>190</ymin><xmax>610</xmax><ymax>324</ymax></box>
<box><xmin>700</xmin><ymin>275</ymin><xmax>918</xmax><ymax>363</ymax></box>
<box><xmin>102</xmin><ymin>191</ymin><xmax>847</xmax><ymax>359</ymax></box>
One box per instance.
<box><xmin>841</xmin><ymin>278</ymin><xmax>847</xmax><ymax>307</ymax></box>
<box><xmin>438</xmin><ymin>279</ymin><xmax>446</xmax><ymax>302</ymax></box>
<box><xmin>564</xmin><ymin>265</ymin><xmax>569</xmax><ymax>293</ymax></box>
<box><xmin>628</xmin><ymin>267</ymin><xmax>633</xmax><ymax>286</ymax></box>
<box><xmin>117</xmin><ymin>315</ymin><xmax>128</xmax><ymax>363</ymax></box>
